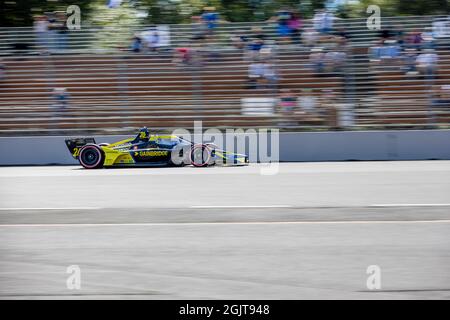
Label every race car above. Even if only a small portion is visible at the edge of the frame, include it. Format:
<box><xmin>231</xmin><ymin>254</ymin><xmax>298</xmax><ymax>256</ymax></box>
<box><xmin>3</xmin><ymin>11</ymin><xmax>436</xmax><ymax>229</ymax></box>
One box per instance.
<box><xmin>65</xmin><ymin>127</ymin><xmax>249</xmax><ymax>169</ymax></box>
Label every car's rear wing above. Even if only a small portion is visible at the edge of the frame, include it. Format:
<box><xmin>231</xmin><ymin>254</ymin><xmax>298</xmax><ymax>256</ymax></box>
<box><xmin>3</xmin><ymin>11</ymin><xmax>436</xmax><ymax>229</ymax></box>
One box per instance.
<box><xmin>65</xmin><ymin>138</ymin><xmax>96</xmax><ymax>159</ymax></box>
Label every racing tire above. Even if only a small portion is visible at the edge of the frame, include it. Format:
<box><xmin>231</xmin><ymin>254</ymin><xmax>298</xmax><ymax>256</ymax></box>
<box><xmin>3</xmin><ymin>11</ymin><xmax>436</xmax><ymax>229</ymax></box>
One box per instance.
<box><xmin>190</xmin><ymin>144</ymin><xmax>211</xmax><ymax>167</ymax></box>
<box><xmin>78</xmin><ymin>145</ymin><xmax>105</xmax><ymax>169</ymax></box>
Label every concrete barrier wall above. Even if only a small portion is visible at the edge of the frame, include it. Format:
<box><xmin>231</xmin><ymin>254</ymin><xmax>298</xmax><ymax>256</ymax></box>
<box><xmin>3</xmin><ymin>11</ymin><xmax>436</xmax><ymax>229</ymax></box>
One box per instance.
<box><xmin>0</xmin><ymin>135</ymin><xmax>126</xmax><ymax>166</ymax></box>
<box><xmin>280</xmin><ymin>130</ymin><xmax>450</xmax><ymax>161</ymax></box>
<box><xmin>0</xmin><ymin>130</ymin><xmax>449</xmax><ymax>165</ymax></box>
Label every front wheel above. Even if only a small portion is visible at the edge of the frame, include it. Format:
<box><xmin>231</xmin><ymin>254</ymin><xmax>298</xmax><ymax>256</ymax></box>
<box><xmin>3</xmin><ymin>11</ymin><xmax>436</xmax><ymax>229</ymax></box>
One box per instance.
<box><xmin>190</xmin><ymin>144</ymin><xmax>212</xmax><ymax>167</ymax></box>
<box><xmin>78</xmin><ymin>145</ymin><xmax>105</xmax><ymax>169</ymax></box>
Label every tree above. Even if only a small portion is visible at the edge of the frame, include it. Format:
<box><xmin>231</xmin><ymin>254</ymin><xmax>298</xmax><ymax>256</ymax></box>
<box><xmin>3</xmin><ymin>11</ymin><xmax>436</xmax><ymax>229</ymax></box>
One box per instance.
<box><xmin>86</xmin><ymin>0</ymin><xmax>146</xmax><ymax>51</ymax></box>
<box><xmin>337</xmin><ymin>0</ymin><xmax>449</xmax><ymax>18</ymax></box>
<box><xmin>396</xmin><ymin>0</ymin><xmax>449</xmax><ymax>16</ymax></box>
<box><xmin>0</xmin><ymin>0</ymin><xmax>91</xmax><ymax>27</ymax></box>
<box><xmin>1</xmin><ymin>0</ymin><xmax>448</xmax><ymax>27</ymax></box>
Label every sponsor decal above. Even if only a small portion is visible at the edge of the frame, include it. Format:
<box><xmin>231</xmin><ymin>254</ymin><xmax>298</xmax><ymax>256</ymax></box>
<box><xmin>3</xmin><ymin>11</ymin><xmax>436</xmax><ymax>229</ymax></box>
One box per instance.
<box><xmin>135</xmin><ymin>150</ymin><xmax>168</xmax><ymax>157</ymax></box>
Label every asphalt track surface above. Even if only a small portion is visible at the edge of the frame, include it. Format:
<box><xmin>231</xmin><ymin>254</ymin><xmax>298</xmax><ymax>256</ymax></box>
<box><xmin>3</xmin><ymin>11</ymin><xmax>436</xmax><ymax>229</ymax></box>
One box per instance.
<box><xmin>0</xmin><ymin>162</ymin><xmax>449</xmax><ymax>299</ymax></box>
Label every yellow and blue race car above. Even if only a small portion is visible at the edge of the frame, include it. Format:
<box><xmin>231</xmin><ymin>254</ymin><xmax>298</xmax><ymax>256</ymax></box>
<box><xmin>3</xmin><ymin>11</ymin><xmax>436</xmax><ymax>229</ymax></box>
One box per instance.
<box><xmin>65</xmin><ymin>128</ymin><xmax>249</xmax><ymax>169</ymax></box>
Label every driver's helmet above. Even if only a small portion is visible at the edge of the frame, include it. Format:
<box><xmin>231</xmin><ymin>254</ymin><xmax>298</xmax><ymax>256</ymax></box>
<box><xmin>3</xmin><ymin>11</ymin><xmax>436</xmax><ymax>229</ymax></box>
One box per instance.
<box><xmin>137</xmin><ymin>127</ymin><xmax>150</xmax><ymax>141</ymax></box>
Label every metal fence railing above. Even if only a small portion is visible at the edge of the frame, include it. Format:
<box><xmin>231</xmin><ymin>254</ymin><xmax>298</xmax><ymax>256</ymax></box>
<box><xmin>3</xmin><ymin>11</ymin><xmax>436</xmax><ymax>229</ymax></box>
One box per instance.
<box><xmin>0</xmin><ymin>15</ymin><xmax>449</xmax><ymax>135</ymax></box>
<box><xmin>1</xmin><ymin>15</ymin><xmax>449</xmax><ymax>54</ymax></box>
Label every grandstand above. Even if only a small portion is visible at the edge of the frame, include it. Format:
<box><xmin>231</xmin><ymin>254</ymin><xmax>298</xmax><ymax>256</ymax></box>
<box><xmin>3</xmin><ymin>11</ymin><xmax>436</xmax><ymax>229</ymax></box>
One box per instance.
<box><xmin>0</xmin><ymin>15</ymin><xmax>449</xmax><ymax>135</ymax></box>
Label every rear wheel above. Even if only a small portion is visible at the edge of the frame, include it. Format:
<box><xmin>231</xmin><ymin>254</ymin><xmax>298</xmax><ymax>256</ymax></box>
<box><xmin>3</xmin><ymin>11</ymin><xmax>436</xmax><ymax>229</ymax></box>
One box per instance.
<box><xmin>79</xmin><ymin>145</ymin><xmax>104</xmax><ymax>169</ymax></box>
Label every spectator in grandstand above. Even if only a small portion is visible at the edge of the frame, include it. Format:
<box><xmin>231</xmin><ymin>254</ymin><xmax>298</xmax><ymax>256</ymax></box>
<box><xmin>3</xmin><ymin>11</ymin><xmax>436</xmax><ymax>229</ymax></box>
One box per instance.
<box><xmin>421</xmin><ymin>27</ymin><xmax>436</xmax><ymax>50</ymax></box>
<box><xmin>230</xmin><ymin>30</ymin><xmax>249</xmax><ymax>50</ymax></box>
<box><xmin>432</xmin><ymin>85</ymin><xmax>450</xmax><ymax>108</ymax></box>
<box><xmin>278</xmin><ymin>88</ymin><xmax>297</xmax><ymax>115</ymax></box>
<box><xmin>277</xmin><ymin>88</ymin><xmax>299</xmax><ymax>126</ymax></box>
<box><xmin>377</xmin><ymin>25</ymin><xmax>405</xmax><ymax>49</ymax></box>
<box><xmin>288</xmin><ymin>11</ymin><xmax>303</xmax><ymax>45</ymax></box>
<box><xmin>378</xmin><ymin>28</ymin><xmax>394</xmax><ymax>45</ymax></box>
<box><xmin>191</xmin><ymin>15</ymin><xmax>208</xmax><ymax>40</ymax></box>
<box><xmin>309</xmin><ymin>47</ymin><xmax>326</xmax><ymax>75</ymax></box>
<box><xmin>402</xmin><ymin>48</ymin><xmax>419</xmax><ymax>76</ymax></box>
<box><xmin>204</xmin><ymin>45</ymin><xmax>222</xmax><ymax>63</ymax></box>
<box><xmin>246</xmin><ymin>27</ymin><xmax>266</xmax><ymax>59</ymax></box>
<box><xmin>131</xmin><ymin>33</ymin><xmax>142</xmax><ymax>52</ymax></box>
<box><xmin>313</xmin><ymin>9</ymin><xmax>334</xmax><ymax>35</ymax></box>
<box><xmin>406</xmin><ymin>29</ymin><xmax>423</xmax><ymax>50</ymax></box>
<box><xmin>259</xmin><ymin>46</ymin><xmax>275</xmax><ymax>61</ymax></box>
<box><xmin>335</xmin><ymin>28</ymin><xmax>349</xmax><ymax>47</ymax></box>
<box><xmin>146</xmin><ymin>30</ymin><xmax>160</xmax><ymax>52</ymax></box>
<box><xmin>275</xmin><ymin>9</ymin><xmax>292</xmax><ymax>43</ymax></box>
<box><xmin>0</xmin><ymin>60</ymin><xmax>4</xmax><ymax>82</ymax></box>
<box><xmin>33</xmin><ymin>15</ymin><xmax>49</xmax><ymax>53</ymax></box>
<box><xmin>262</xmin><ymin>61</ymin><xmax>278</xmax><ymax>90</ymax></box>
<box><xmin>370</xmin><ymin>39</ymin><xmax>401</xmax><ymax>63</ymax></box>
<box><xmin>47</xmin><ymin>12</ymin><xmax>59</xmax><ymax>54</ymax></box>
<box><xmin>173</xmin><ymin>47</ymin><xmax>193</xmax><ymax>66</ymax></box>
<box><xmin>248</xmin><ymin>59</ymin><xmax>265</xmax><ymax>89</ymax></box>
<box><xmin>201</xmin><ymin>7</ymin><xmax>227</xmax><ymax>34</ymax></box>
<box><xmin>432</xmin><ymin>17</ymin><xmax>450</xmax><ymax>39</ymax></box>
<box><xmin>320</xmin><ymin>89</ymin><xmax>339</xmax><ymax>129</ymax></box>
<box><xmin>310</xmin><ymin>31</ymin><xmax>348</xmax><ymax>75</ymax></box>
<box><xmin>53</xmin><ymin>88</ymin><xmax>70</xmax><ymax>114</ymax></box>
<box><xmin>416</xmin><ymin>48</ymin><xmax>439</xmax><ymax>78</ymax></box>
<box><xmin>247</xmin><ymin>58</ymin><xmax>278</xmax><ymax>90</ymax></box>
<box><xmin>267</xmin><ymin>9</ymin><xmax>303</xmax><ymax>45</ymax></box>
<box><xmin>299</xmin><ymin>89</ymin><xmax>318</xmax><ymax>115</ymax></box>
<box><xmin>174</xmin><ymin>43</ymin><xmax>204</xmax><ymax>67</ymax></box>
<box><xmin>251</xmin><ymin>26</ymin><xmax>266</xmax><ymax>48</ymax></box>
<box><xmin>325</xmin><ymin>49</ymin><xmax>347</xmax><ymax>74</ymax></box>
<box><xmin>302</xmin><ymin>27</ymin><xmax>319</xmax><ymax>48</ymax></box>
<box><xmin>393</xmin><ymin>27</ymin><xmax>406</xmax><ymax>50</ymax></box>
<box><xmin>55</xmin><ymin>11</ymin><xmax>68</xmax><ymax>52</ymax></box>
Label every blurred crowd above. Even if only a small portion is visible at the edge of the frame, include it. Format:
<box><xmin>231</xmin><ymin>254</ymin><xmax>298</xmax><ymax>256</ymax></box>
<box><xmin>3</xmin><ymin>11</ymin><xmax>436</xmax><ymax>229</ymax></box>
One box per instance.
<box><xmin>276</xmin><ymin>87</ymin><xmax>342</xmax><ymax>128</ymax></box>
<box><xmin>369</xmin><ymin>26</ymin><xmax>441</xmax><ymax>78</ymax></box>
<box><xmin>33</xmin><ymin>11</ymin><xmax>69</xmax><ymax>54</ymax></box>
<box><xmin>166</xmin><ymin>7</ymin><xmax>350</xmax><ymax>98</ymax></box>
<box><xmin>1</xmin><ymin>5</ymin><xmax>447</xmax><ymax>130</ymax></box>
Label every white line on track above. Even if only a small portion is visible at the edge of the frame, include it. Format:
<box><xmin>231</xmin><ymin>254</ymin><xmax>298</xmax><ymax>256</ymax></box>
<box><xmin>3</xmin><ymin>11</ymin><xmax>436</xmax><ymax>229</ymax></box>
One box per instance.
<box><xmin>0</xmin><ymin>207</ymin><xmax>102</xmax><ymax>211</ymax></box>
<box><xmin>0</xmin><ymin>220</ymin><xmax>449</xmax><ymax>228</ymax></box>
<box><xmin>370</xmin><ymin>204</ymin><xmax>450</xmax><ymax>207</ymax></box>
<box><xmin>1</xmin><ymin>204</ymin><xmax>449</xmax><ymax>211</ymax></box>
<box><xmin>190</xmin><ymin>205</ymin><xmax>293</xmax><ymax>209</ymax></box>
<box><xmin>193</xmin><ymin>204</ymin><xmax>450</xmax><ymax>209</ymax></box>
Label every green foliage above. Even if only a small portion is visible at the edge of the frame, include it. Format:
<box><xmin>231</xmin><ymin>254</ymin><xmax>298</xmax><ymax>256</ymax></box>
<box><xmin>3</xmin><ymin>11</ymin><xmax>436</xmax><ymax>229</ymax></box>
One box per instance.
<box><xmin>395</xmin><ymin>0</ymin><xmax>449</xmax><ymax>16</ymax></box>
<box><xmin>339</xmin><ymin>0</ymin><xmax>449</xmax><ymax>18</ymax></box>
<box><xmin>0</xmin><ymin>0</ymin><xmax>91</xmax><ymax>27</ymax></box>
<box><xmin>86</xmin><ymin>0</ymin><xmax>146</xmax><ymax>51</ymax></box>
<box><xmin>1</xmin><ymin>0</ymin><xmax>449</xmax><ymax>27</ymax></box>
<box><xmin>87</xmin><ymin>0</ymin><xmax>144</xmax><ymax>26</ymax></box>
